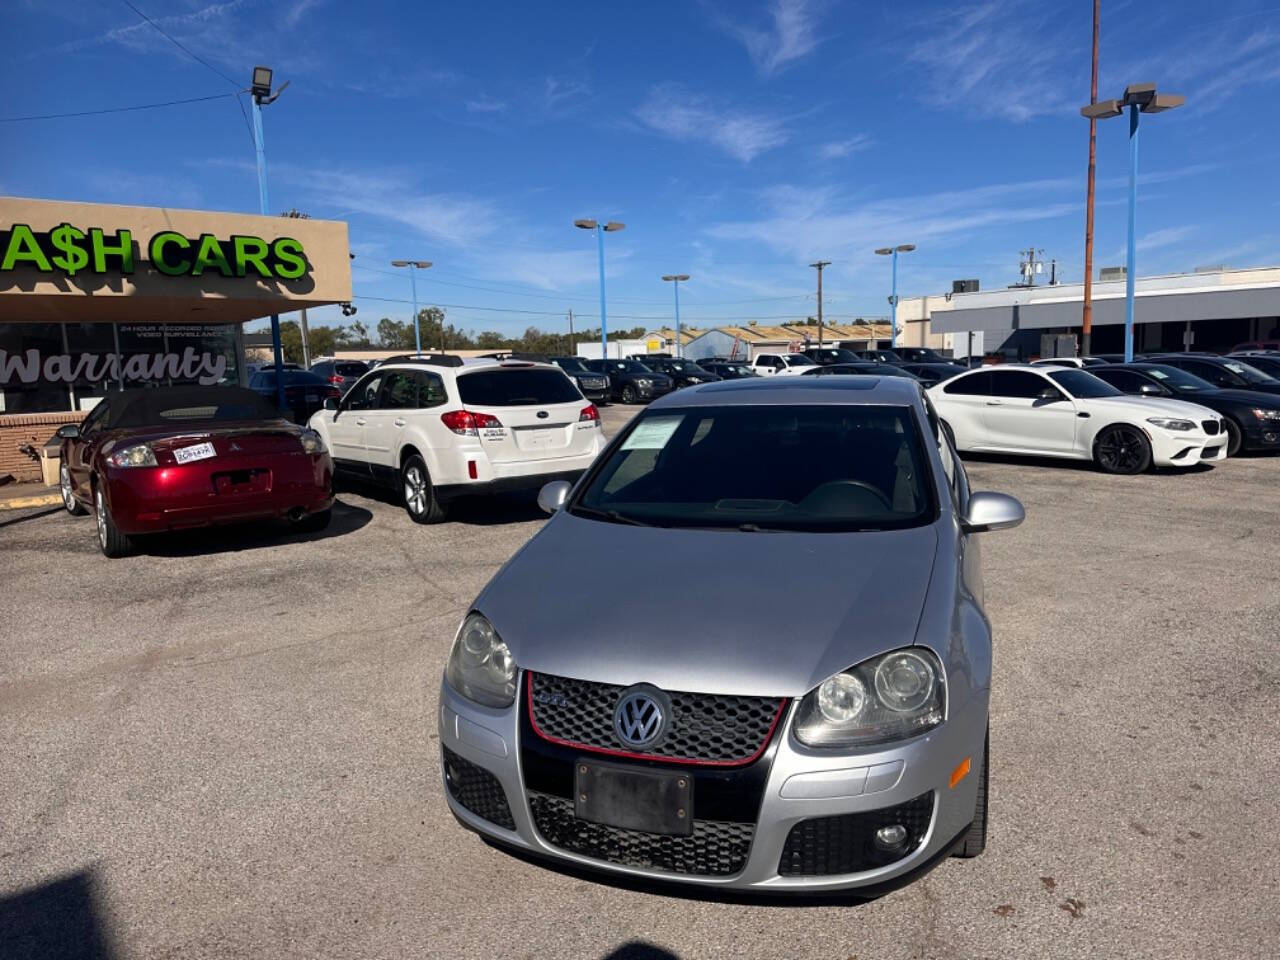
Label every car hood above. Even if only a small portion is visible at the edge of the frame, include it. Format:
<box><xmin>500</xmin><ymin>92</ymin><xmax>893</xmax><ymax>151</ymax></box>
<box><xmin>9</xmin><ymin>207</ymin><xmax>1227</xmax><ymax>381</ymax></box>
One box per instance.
<box><xmin>1186</xmin><ymin>388</ymin><xmax>1277</xmax><ymax>407</ymax></box>
<box><xmin>474</xmin><ymin>512</ymin><xmax>939</xmax><ymax>698</ymax></box>
<box><xmin>1086</xmin><ymin>395</ymin><xmax>1219</xmax><ymax>419</ymax></box>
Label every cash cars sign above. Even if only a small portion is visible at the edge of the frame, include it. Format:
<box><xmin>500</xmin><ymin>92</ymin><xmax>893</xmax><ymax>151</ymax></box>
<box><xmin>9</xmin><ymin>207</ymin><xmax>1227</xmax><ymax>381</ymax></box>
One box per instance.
<box><xmin>0</xmin><ymin>223</ymin><xmax>308</xmax><ymax>281</ymax></box>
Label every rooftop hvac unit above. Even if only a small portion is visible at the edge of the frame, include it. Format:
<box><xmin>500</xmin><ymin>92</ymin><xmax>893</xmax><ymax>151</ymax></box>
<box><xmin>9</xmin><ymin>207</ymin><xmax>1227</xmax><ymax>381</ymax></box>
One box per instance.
<box><xmin>951</xmin><ymin>279</ymin><xmax>979</xmax><ymax>294</ymax></box>
<box><xmin>1100</xmin><ymin>266</ymin><xmax>1127</xmax><ymax>281</ymax></box>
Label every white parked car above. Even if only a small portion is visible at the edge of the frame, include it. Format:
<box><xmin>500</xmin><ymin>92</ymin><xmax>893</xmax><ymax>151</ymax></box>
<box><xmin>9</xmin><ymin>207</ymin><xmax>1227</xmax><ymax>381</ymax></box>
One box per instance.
<box><xmin>927</xmin><ymin>365</ymin><xmax>1228</xmax><ymax>474</ymax></box>
<box><xmin>751</xmin><ymin>353</ymin><xmax>818</xmax><ymax>376</ymax></box>
<box><xmin>308</xmin><ymin>355</ymin><xmax>606</xmax><ymax>522</ymax></box>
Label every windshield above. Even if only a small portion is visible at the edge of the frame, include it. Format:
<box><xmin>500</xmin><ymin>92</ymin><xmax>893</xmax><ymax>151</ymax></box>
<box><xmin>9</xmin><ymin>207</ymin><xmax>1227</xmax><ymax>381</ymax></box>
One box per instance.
<box><xmin>553</xmin><ymin>357</ymin><xmax>589</xmax><ymax>373</ymax></box>
<box><xmin>1222</xmin><ymin>359</ymin><xmax>1279</xmax><ymax>385</ymax></box>
<box><xmin>573</xmin><ymin>404</ymin><xmax>934</xmax><ymax>532</ymax></box>
<box><xmin>335</xmin><ymin>363</ymin><xmax>368</xmax><ymax>376</ymax></box>
<box><xmin>603</xmin><ymin>360</ymin><xmax>655</xmax><ymax>374</ymax></box>
<box><xmin>1047</xmin><ymin>369</ymin><xmax>1122</xmax><ymax>398</ymax></box>
<box><xmin>457</xmin><ymin>369</ymin><xmax>580</xmax><ymax>406</ymax></box>
<box><xmin>1142</xmin><ymin>365</ymin><xmax>1214</xmax><ymax>392</ymax></box>
<box><xmin>665</xmin><ymin>361</ymin><xmax>704</xmax><ymax>373</ymax></box>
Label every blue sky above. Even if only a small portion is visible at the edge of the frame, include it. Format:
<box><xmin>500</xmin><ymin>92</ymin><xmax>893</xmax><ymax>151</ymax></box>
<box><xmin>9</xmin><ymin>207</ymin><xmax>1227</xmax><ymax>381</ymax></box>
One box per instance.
<box><xmin>4</xmin><ymin>0</ymin><xmax>1280</xmax><ymax>338</ymax></box>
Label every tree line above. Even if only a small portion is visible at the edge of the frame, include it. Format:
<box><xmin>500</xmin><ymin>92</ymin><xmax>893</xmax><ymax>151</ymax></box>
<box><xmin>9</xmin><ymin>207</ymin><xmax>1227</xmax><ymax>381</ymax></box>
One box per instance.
<box><xmin>271</xmin><ymin>307</ymin><xmax>650</xmax><ymax>365</ymax></box>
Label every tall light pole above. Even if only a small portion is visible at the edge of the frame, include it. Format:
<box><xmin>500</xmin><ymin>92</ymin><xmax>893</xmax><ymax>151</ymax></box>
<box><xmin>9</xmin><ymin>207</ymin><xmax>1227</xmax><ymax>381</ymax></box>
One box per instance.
<box><xmin>809</xmin><ymin>261</ymin><xmax>830</xmax><ymax>347</ymax></box>
<box><xmin>391</xmin><ymin>260</ymin><xmax>433</xmax><ymax>356</ymax></box>
<box><xmin>875</xmin><ymin>244</ymin><xmax>915</xmax><ymax>348</ymax></box>
<box><xmin>1082</xmin><ymin>83</ymin><xmax>1185</xmax><ymax>362</ymax></box>
<box><xmin>250</xmin><ymin>65</ymin><xmax>290</xmax><ymax>411</ymax></box>
<box><xmin>575</xmin><ymin>219</ymin><xmax>625</xmax><ymax>359</ymax></box>
<box><xmin>1081</xmin><ymin>0</ymin><xmax>1100</xmax><ymax>356</ymax></box>
<box><xmin>662</xmin><ymin>274</ymin><xmax>690</xmax><ymax>357</ymax></box>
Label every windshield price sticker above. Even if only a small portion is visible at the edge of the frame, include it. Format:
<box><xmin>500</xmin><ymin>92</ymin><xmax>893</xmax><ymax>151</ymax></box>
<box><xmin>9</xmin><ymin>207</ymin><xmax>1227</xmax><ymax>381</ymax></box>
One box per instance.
<box><xmin>622</xmin><ymin>415</ymin><xmax>684</xmax><ymax>450</ymax></box>
<box><xmin>173</xmin><ymin>442</ymin><xmax>217</xmax><ymax>464</ymax></box>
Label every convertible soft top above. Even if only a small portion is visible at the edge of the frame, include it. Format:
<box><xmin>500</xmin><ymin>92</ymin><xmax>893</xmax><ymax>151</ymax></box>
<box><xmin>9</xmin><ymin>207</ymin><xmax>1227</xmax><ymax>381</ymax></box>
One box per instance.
<box><xmin>105</xmin><ymin>386</ymin><xmax>281</xmax><ymax>428</ymax></box>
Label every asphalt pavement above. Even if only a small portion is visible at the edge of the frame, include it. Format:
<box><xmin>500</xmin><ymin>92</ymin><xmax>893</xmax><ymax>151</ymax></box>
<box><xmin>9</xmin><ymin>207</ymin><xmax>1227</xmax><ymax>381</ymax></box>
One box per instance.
<box><xmin>2</xmin><ymin>401</ymin><xmax>1278</xmax><ymax>959</ymax></box>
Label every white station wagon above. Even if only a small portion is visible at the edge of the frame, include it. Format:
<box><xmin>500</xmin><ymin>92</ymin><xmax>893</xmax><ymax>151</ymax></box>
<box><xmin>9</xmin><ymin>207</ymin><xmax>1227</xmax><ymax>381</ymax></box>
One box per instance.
<box><xmin>307</xmin><ymin>355</ymin><xmax>606</xmax><ymax>522</ymax></box>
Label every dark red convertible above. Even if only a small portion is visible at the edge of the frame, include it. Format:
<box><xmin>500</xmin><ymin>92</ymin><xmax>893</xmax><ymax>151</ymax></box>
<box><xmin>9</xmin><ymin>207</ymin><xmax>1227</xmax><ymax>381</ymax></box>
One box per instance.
<box><xmin>57</xmin><ymin>386</ymin><xmax>335</xmax><ymax>557</ymax></box>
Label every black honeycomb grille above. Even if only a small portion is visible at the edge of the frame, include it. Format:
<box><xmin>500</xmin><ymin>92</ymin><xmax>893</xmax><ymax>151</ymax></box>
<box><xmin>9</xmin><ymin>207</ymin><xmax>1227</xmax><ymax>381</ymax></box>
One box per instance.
<box><xmin>1202</xmin><ymin>420</ymin><xmax>1221</xmax><ymax>436</ymax></box>
<box><xmin>442</xmin><ymin>746</ymin><xmax>516</xmax><ymax>830</ymax></box>
<box><xmin>527</xmin><ymin>791</ymin><xmax>753</xmax><ymax>876</ymax></box>
<box><xmin>528</xmin><ymin>672</ymin><xmax>784</xmax><ymax>764</ymax></box>
<box><xmin>778</xmin><ymin>791</ymin><xmax>935</xmax><ymax>876</ymax></box>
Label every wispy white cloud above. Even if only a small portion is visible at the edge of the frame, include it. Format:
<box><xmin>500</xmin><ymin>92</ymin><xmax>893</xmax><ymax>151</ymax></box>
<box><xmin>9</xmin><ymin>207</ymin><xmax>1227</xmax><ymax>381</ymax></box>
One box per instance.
<box><xmin>635</xmin><ymin>85</ymin><xmax>789</xmax><ymax>163</ymax></box>
<box><xmin>819</xmin><ymin>135</ymin><xmax>873</xmax><ymax>159</ymax></box>
<box><xmin>1137</xmin><ymin>226</ymin><xmax>1195</xmax><ymax>253</ymax></box>
<box><xmin>543</xmin><ymin>76</ymin><xmax>591</xmax><ymax>113</ymax></box>
<box><xmin>719</xmin><ymin>0</ymin><xmax>826</xmax><ymax>77</ymax></box>
<box><xmin>465</xmin><ymin>94</ymin><xmax>507</xmax><ymax>114</ymax></box>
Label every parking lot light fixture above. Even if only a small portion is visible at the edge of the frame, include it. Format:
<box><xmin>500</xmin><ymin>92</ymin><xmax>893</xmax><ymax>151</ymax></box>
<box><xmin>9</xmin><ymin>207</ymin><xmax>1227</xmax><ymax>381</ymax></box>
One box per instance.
<box><xmin>1081</xmin><ymin>83</ymin><xmax>1185</xmax><ymax>362</ymax></box>
<box><xmin>662</xmin><ymin>274</ymin><xmax>690</xmax><ymax>357</ymax></box>
<box><xmin>391</xmin><ymin>260</ymin><xmax>434</xmax><ymax>356</ymax></box>
<box><xmin>875</xmin><ymin>244</ymin><xmax>915</xmax><ymax>348</ymax></box>
<box><xmin>576</xmin><ymin>218</ymin><xmax>626</xmax><ymax>359</ymax></box>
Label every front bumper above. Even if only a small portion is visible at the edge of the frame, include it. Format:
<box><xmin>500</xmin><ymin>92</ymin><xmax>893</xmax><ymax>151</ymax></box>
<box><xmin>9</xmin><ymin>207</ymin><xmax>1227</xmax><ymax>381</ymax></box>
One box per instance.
<box><xmin>437</xmin><ymin>675</ymin><xmax>986</xmax><ymax>892</ymax></box>
<box><xmin>1148</xmin><ymin>422</ymin><xmax>1228</xmax><ymax>466</ymax></box>
<box><xmin>1243</xmin><ymin>420</ymin><xmax>1280</xmax><ymax>450</ymax></box>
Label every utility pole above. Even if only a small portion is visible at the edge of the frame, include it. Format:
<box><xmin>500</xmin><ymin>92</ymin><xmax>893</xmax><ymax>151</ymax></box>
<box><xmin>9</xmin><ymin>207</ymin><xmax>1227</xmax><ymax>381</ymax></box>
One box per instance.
<box><xmin>809</xmin><ymin>261</ymin><xmax>830</xmax><ymax>348</ymax></box>
<box><xmin>283</xmin><ymin>210</ymin><xmax>312</xmax><ymax>367</ymax></box>
<box><xmin>568</xmin><ymin>308</ymin><xmax>576</xmax><ymax>355</ymax></box>
<box><xmin>1018</xmin><ymin>247</ymin><xmax>1045</xmax><ymax>286</ymax></box>
<box><xmin>1082</xmin><ymin>0</ymin><xmax>1100</xmax><ymax>356</ymax></box>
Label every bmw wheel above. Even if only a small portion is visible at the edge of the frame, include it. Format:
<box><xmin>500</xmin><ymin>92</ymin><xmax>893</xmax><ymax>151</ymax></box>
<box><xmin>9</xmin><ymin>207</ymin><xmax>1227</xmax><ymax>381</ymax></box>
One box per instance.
<box><xmin>402</xmin><ymin>454</ymin><xmax>447</xmax><ymax>524</ymax></box>
<box><xmin>1094</xmin><ymin>424</ymin><xmax>1152</xmax><ymax>475</ymax></box>
<box><xmin>60</xmin><ymin>462</ymin><xmax>86</xmax><ymax>515</ymax></box>
<box><xmin>95</xmin><ymin>486</ymin><xmax>133</xmax><ymax>558</ymax></box>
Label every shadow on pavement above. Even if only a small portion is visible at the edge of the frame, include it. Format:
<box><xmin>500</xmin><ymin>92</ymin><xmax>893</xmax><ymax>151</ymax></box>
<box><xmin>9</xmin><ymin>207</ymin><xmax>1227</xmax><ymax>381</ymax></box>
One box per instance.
<box><xmin>131</xmin><ymin>500</ymin><xmax>373</xmax><ymax>557</ymax></box>
<box><xmin>0</xmin><ymin>505</ymin><xmax>62</xmax><ymax>530</ymax></box>
<box><xmin>335</xmin><ymin>475</ymin><xmax>547</xmax><ymax>526</ymax></box>
<box><xmin>601</xmin><ymin>942</ymin><xmax>681</xmax><ymax>960</ymax></box>
<box><xmin>0</xmin><ymin>868</ymin><xmax>118</xmax><ymax>960</ymax></box>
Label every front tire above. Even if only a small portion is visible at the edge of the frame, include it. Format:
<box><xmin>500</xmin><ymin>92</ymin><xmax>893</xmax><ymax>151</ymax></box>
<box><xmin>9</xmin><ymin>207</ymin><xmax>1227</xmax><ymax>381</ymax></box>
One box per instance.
<box><xmin>621</xmin><ymin>384</ymin><xmax>637</xmax><ymax>404</ymax></box>
<box><xmin>1094</xmin><ymin>424</ymin><xmax>1152</xmax><ymax>475</ymax></box>
<box><xmin>94</xmin><ymin>485</ymin><xmax>132</xmax><ymax>558</ymax></box>
<box><xmin>61</xmin><ymin>462</ymin><xmax>86</xmax><ymax>515</ymax></box>
<box><xmin>1224</xmin><ymin>418</ymin><xmax>1243</xmax><ymax>457</ymax></box>
<box><xmin>952</xmin><ymin>726</ymin><xmax>989</xmax><ymax>859</ymax></box>
<box><xmin>402</xmin><ymin>455</ymin><xmax>447</xmax><ymax>524</ymax></box>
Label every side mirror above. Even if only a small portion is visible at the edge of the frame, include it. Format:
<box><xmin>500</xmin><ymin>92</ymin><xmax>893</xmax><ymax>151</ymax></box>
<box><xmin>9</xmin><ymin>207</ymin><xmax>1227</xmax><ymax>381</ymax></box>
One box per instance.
<box><xmin>323</xmin><ymin>397</ymin><xmax>339</xmax><ymax>410</ymax></box>
<box><xmin>1138</xmin><ymin>382</ymin><xmax>1162</xmax><ymax>396</ymax></box>
<box><xmin>962</xmin><ymin>491</ymin><xmax>1025</xmax><ymax>533</ymax></box>
<box><xmin>55</xmin><ymin>424</ymin><xmax>80</xmax><ymax>439</ymax></box>
<box><xmin>1036</xmin><ymin>387</ymin><xmax>1063</xmax><ymax>403</ymax></box>
<box><xmin>537</xmin><ymin>480</ymin><xmax>572</xmax><ymax>515</ymax></box>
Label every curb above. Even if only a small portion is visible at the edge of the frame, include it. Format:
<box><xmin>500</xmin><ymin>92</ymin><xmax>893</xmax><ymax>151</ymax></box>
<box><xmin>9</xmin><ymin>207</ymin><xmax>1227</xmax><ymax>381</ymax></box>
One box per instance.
<box><xmin>0</xmin><ymin>493</ymin><xmax>62</xmax><ymax>511</ymax></box>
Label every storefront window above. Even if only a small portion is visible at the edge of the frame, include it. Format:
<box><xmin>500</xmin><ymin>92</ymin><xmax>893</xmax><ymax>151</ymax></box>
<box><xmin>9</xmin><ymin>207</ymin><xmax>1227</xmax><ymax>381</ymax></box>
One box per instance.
<box><xmin>63</xmin><ymin>321</ymin><xmax>120</xmax><ymax>409</ymax></box>
<box><xmin>0</xmin><ymin>323</ymin><xmax>70</xmax><ymax>413</ymax></box>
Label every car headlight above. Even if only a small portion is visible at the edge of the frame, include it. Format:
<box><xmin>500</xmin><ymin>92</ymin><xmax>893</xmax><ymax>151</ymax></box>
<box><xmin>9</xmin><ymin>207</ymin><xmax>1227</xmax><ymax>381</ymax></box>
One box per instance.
<box><xmin>1146</xmin><ymin>417</ymin><xmax>1194</xmax><ymax>431</ymax></box>
<box><xmin>636</xmin><ymin>378</ymin><xmax>652</xmax><ymax>387</ymax></box>
<box><xmin>106</xmin><ymin>443</ymin><xmax>157</xmax><ymax>468</ymax></box>
<box><xmin>300</xmin><ymin>429</ymin><xmax>327</xmax><ymax>454</ymax></box>
<box><xmin>445</xmin><ymin>612</ymin><xmax>517</xmax><ymax>708</ymax></box>
<box><xmin>1252</xmin><ymin>407</ymin><xmax>1280</xmax><ymax>421</ymax></box>
<box><xmin>794</xmin><ymin>648</ymin><xmax>945</xmax><ymax>748</ymax></box>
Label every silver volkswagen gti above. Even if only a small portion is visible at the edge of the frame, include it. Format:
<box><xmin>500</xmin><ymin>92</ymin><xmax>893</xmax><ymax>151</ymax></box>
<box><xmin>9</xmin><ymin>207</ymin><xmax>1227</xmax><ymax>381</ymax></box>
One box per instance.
<box><xmin>437</xmin><ymin>376</ymin><xmax>1024</xmax><ymax>893</ymax></box>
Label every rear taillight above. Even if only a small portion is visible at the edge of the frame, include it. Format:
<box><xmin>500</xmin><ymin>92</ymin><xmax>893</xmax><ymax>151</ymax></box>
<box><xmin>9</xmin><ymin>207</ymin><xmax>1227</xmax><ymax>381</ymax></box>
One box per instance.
<box><xmin>326</xmin><ymin>388</ymin><xmax>341</xmax><ymax>398</ymax></box>
<box><xmin>579</xmin><ymin>404</ymin><xmax>600</xmax><ymax>422</ymax></box>
<box><xmin>328</xmin><ymin>375</ymin><xmax>343</xmax><ymax>384</ymax></box>
<box><xmin>440</xmin><ymin>410</ymin><xmax>503</xmax><ymax>435</ymax></box>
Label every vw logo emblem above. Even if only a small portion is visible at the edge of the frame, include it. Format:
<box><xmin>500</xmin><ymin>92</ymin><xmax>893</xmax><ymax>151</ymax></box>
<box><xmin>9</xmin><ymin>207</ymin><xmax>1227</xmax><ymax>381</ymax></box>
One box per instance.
<box><xmin>613</xmin><ymin>684</ymin><xmax>671</xmax><ymax>749</ymax></box>
<box><xmin>536</xmin><ymin>410</ymin><xmax>549</xmax><ymax>419</ymax></box>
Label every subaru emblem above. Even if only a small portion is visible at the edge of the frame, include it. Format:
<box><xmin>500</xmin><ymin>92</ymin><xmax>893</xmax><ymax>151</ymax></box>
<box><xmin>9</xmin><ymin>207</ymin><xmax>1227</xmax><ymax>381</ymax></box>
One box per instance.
<box><xmin>613</xmin><ymin>684</ymin><xmax>671</xmax><ymax>749</ymax></box>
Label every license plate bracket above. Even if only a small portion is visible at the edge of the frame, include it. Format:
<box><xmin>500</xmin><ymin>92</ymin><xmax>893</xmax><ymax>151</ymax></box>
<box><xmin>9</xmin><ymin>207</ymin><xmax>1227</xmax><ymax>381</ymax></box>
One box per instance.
<box><xmin>574</xmin><ymin>759</ymin><xmax>693</xmax><ymax>836</ymax></box>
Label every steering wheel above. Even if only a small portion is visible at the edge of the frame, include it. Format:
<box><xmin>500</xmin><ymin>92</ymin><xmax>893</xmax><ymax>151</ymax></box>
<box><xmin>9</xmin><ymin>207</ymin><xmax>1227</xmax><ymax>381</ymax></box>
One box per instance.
<box><xmin>799</xmin><ymin>480</ymin><xmax>893</xmax><ymax>514</ymax></box>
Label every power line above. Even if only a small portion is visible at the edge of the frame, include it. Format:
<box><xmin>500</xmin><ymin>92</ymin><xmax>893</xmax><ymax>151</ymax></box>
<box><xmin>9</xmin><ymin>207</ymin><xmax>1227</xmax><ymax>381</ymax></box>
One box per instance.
<box><xmin>118</xmin><ymin>0</ymin><xmax>242</xmax><ymax>89</ymax></box>
<box><xmin>1</xmin><ymin>92</ymin><xmax>236</xmax><ymax>123</ymax></box>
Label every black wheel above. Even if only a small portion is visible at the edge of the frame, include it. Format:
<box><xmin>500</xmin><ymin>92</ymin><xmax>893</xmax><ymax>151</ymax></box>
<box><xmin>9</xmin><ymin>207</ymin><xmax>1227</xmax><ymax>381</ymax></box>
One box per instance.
<box><xmin>293</xmin><ymin>507</ymin><xmax>332</xmax><ymax>533</ymax></box>
<box><xmin>401</xmin><ymin>454</ymin><xmax>447</xmax><ymax>524</ymax></box>
<box><xmin>621</xmin><ymin>383</ymin><xmax>637</xmax><ymax>404</ymax></box>
<box><xmin>953</xmin><ymin>726</ymin><xmax>989</xmax><ymax>859</ymax></box>
<box><xmin>60</xmin><ymin>461</ymin><xmax>86</xmax><ymax>515</ymax></box>
<box><xmin>94</xmin><ymin>485</ymin><xmax>132</xmax><ymax>558</ymax></box>
<box><xmin>1224</xmin><ymin>418</ymin><xmax>1243</xmax><ymax>457</ymax></box>
<box><xmin>1094</xmin><ymin>424</ymin><xmax>1152</xmax><ymax>475</ymax></box>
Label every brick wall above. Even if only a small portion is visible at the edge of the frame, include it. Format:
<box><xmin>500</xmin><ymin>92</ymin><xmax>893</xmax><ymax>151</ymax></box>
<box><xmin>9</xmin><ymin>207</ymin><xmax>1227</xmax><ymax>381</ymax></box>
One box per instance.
<box><xmin>0</xmin><ymin>411</ymin><xmax>86</xmax><ymax>483</ymax></box>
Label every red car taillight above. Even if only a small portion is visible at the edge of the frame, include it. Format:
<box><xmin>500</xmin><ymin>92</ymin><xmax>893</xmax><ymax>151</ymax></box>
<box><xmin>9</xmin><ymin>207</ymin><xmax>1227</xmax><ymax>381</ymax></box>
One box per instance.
<box><xmin>327</xmin><ymin>375</ymin><xmax>343</xmax><ymax>385</ymax></box>
<box><xmin>579</xmin><ymin>404</ymin><xmax>600</xmax><ymax>422</ymax></box>
<box><xmin>440</xmin><ymin>410</ymin><xmax>503</xmax><ymax>436</ymax></box>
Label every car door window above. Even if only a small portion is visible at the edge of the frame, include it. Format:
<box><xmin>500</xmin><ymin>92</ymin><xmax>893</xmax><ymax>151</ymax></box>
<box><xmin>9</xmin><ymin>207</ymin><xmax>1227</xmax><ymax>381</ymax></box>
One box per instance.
<box><xmin>346</xmin><ymin>374</ymin><xmax>384</xmax><ymax>410</ymax></box>
<box><xmin>1183</xmin><ymin>360</ymin><xmax>1237</xmax><ymax>387</ymax></box>
<box><xmin>80</xmin><ymin>401</ymin><xmax>110</xmax><ymax>436</ymax></box>
<box><xmin>379</xmin><ymin>370</ymin><xmax>418</xmax><ymax>409</ymax></box>
<box><xmin>415</xmin><ymin>371</ymin><xmax>448</xmax><ymax>407</ymax></box>
<box><xmin>943</xmin><ymin>371</ymin><xmax>992</xmax><ymax>395</ymax></box>
<box><xmin>1098</xmin><ymin>370</ymin><xmax>1152</xmax><ymax>394</ymax></box>
<box><xmin>988</xmin><ymin>371</ymin><xmax>1048</xmax><ymax>398</ymax></box>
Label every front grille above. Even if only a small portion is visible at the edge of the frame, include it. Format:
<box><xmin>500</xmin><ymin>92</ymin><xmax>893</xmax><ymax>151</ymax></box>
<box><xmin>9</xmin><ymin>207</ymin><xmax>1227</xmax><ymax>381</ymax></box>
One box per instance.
<box><xmin>442</xmin><ymin>747</ymin><xmax>515</xmax><ymax>829</ymax></box>
<box><xmin>1202</xmin><ymin>419</ymin><xmax>1220</xmax><ymax>436</ymax></box>
<box><xmin>778</xmin><ymin>792</ymin><xmax>935</xmax><ymax>876</ymax></box>
<box><xmin>528</xmin><ymin>672</ymin><xmax>784</xmax><ymax>765</ymax></box>
<box><xmin>582</xmin><ymin>377</ymin><xmax>608</xmax><ymax>390</ymax></box>
<box><xmin>527</xmin><ymin>791</ymin><xmax>753</xmax><ymax>876</ymax></box>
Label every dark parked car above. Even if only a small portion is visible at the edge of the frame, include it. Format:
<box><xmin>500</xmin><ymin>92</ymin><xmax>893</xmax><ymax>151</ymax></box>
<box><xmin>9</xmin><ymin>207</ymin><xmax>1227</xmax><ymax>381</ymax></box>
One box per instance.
<box><xmin>1145</xmin><ymin>354</ymin><xmax>1280</xmax><ymax>397</ymax></box>
<box><xmin>893</xmin><ymin>347</ymin><xmax>954</xmax><ymax>364</ymax></box>
<box><xmin>1091</xmin><ymin>363</ymin><xmax>1280</xmax><ymax>455</ymax></box>
<box><xmin>855</xmin><ymin>349</ymin><xmax>905</xmax><ymax>363</ymax></box>
<box><xmin>549</xmin><ymin>356</ymin><xmax>611</xmax><ymax>404</ymax></box>
<box><xmin>249</xmin><ymin>369</ymin><xmax>342</xmax><ymax>424</ymax></box>
<box><xmin>801</xmin><ymin>361</ymin><xmax>921</xmax><ymax>380</ymax></box>
<box><xmin>801</xmin><ymin>346</ymin><xmax>860</xmax><ymax>365</ymax></box>
<box><xmin>584</xmin><ymin>358</ymin><xmax>674</xmax><ymax>404</ymax></box>
<box><xmin>310</xmin><ymin>359</ymin><xmax>371</xmax><ymax>394</ymax></box>
<box><xmin>699</xmin><ymin>360</ymin><xmax>758</xmax><ymax>379</ymax></box>
<box><xmin>56</xmin><ymin>386</ymin><xmax>334</xmax><ymax>557</ymax></box>
<box><xmin>896</xmin><ymin>362</ymin><xmax>965</xmax><ymax>387</ymax></box>
<box><xmin>1230</xmin><ymin>352</ymin><xmax>1280</xmax><ymax>380</ymax></box>
<box><xmin>639</xmin><ymin>357</ymin><xmax>722</xmax><ymax>388</ymax></box>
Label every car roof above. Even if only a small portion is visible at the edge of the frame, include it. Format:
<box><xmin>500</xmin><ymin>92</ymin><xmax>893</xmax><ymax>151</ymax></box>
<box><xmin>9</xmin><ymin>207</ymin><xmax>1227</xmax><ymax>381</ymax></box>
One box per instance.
<box><xmin>648</xmin><ymin>374</ymin><xmax>922</xmax><ymax>409</ymax></box>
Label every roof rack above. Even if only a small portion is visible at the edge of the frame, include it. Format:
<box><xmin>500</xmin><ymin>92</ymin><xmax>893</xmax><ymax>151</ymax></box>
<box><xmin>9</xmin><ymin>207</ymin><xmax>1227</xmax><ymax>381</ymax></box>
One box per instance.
<box><xmin>378</xmin><ymin>353</ymin><xmax>465</xmax><ymax>367</ymax></box>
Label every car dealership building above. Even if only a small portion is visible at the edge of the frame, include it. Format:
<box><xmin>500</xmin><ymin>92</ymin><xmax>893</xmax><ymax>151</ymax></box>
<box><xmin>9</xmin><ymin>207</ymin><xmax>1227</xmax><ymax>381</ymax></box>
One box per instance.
<box><xmin>0</xmin><ymin>196</ymin><xmax>351</xmax><ymax>481</ymax></box>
